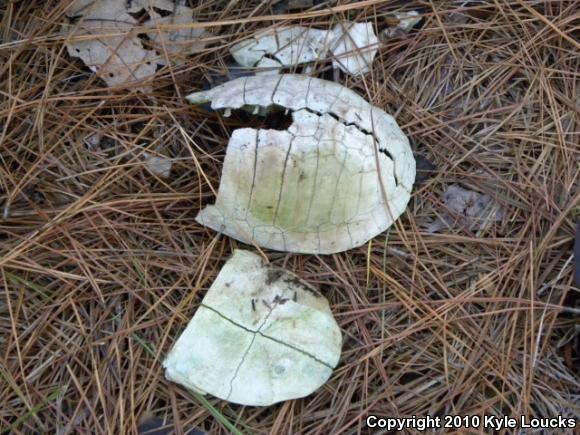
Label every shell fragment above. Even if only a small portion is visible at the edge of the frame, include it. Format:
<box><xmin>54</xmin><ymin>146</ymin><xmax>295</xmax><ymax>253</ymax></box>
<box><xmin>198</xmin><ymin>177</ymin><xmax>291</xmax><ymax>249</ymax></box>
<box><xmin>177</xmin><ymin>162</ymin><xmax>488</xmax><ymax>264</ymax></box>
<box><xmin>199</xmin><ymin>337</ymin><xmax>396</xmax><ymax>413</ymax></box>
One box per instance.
<box><xmin>230</xmin><ymin>23</ymin><xmax>380</xmax><ymax>76</ymax></box>
<box><xmin>329</xmin><ymin>22</ymin><xmax>379</xmax><ymax>75</ymax></box>
<box><xmin>230</xmin><ymin>26</ymin><xmax>334</xmax><ymax>71</ymax></box>
<box><xmin>188</xmin><ymin>74</ymin><xmax>415</xmax><ymax>254</ymax></box>
<box><xmin>163</xmin><ymin>250</ymin><xmax>342</xmax><ymax>406</ymax></box>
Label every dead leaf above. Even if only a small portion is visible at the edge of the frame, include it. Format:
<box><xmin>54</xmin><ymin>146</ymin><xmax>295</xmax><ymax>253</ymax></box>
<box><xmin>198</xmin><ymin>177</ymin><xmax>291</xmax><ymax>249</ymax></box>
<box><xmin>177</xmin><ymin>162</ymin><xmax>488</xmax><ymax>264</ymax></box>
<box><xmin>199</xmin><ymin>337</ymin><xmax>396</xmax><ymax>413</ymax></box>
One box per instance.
<box><xmin>144</xmin><ymin>152</ymin><xmax>172</xmax><ymax>178</ymax></box>
<box><xmin>144</xmin><ymin>13</ymin><xmax>210</xmax><ymax>63</ymax></box>
<box><xmin>64</xmin><ymin>0</ymin><xmax>210</xmax><ymax>88</ymax></box>
<box><xmin>132</xmin><ymin>0</ymin><xmax>211</xmax><ymax>63</ymax></box>
<box><xmin>414</xmin><ymin>154</ymin><xmax>436</xmax><ymax>185</ymax></box>
<box><xmin>427</xmin><ymin>184</ymin><xmax>506</xmax><ymax>233</ymax></box>
<box><xmin>65</xmin><ymin>0</ymin><xmax>157</xmax><ymax>89</ymax></box>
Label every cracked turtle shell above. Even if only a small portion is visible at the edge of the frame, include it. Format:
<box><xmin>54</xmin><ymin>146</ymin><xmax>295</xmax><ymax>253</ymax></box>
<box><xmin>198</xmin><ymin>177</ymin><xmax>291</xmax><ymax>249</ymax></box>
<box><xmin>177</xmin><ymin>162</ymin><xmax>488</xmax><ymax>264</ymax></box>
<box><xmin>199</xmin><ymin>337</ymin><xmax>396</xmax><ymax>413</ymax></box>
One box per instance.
<box><xmin>188</xmin><ymin>74</ymin><xmax>415</xmax><ymax>254</ymax></box>
<box><xmin>163</xmin><ymin>250</ymin><xmax>342</xmax><ymax>406</ymax></box>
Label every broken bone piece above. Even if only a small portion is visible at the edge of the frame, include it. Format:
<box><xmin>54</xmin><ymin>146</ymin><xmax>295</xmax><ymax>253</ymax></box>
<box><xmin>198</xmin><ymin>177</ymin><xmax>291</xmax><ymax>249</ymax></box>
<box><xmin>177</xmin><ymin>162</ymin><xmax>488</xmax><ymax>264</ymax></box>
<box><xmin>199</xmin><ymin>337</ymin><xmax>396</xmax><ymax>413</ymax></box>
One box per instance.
<box><xmin>187</xmin><ymin>74</ymin><xmax>415</xmax><ymax>254</ymax></box>
<box><xmin>230</xmin><ymin>22</ymin><xmax>381</xmax><ymax>76</ymax></box>
<box><xmin>329</xmin><ymin>22</ymin><xmax>379</xmax><ymax>75</ymax></box>
<box><xmin>230</xmin><ymin>26</ymin><xmax>335</xmax><ymax>73</ymax></box>
<box><xmin>163</xmin><ymin>249</ymin><xmax>342</xmax><ymax>406</ymax></box>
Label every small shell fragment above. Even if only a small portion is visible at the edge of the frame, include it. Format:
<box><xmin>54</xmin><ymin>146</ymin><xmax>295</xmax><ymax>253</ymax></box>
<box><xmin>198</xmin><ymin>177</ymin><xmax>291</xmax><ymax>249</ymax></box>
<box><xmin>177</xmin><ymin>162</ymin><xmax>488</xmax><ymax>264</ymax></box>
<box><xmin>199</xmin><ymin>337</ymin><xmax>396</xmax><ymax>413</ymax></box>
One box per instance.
<box><xmin>329</xmin><ymin>22</ymin><xmax>379</xmax><ymax>75</ymax></box>
<box><xmin>188</xmin><ymin>74</ymin><xmax>415</xmax><ymax>254</ymax></box>
<box><xmin>163</xmin><ymin>249</ymin><xmax>342</xmax><ymax>406</ymax></box>
<box><xmin>395</xmin><ymin>11</ymin><xmax>422</xmax><ymax>31</ymax></box>
<box><xmin>230</xmin><ymin>26</ymin><xmax>335</xmax><ymax>72</ymax></box>
<box><xmin>230</xmin><ymin>23</ymin><xmax>382</xmax><ymax>76</ymax></box>
<box><xmin>383</xmin><ymin>11</ymin><xmax>422</xmax><ymax>38</ymax></box>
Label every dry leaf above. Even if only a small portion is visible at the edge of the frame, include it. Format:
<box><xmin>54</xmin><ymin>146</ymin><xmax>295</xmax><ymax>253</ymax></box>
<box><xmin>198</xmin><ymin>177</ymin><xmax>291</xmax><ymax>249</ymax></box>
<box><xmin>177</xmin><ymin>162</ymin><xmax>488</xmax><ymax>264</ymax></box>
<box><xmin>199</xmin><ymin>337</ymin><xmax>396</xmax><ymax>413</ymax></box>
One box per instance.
<box><xmin>143</xmin><ymin>152</ymin><xmax>172</xmax><ymax>178</ymax></box>
<box><xmin>414</xmin><ymin>154</ymin><xmax>436</xmax><ymax>185</ymax></box>
<box><xmin>132</xmin><ymin>0</ymin><xmax>211</xmax><ymax>64</ymax></box>
<box><xmin>145</xmin><ymin>14</ymin><xmax>209</xmax><ymax>64</ymax></box>
<box><xmin>65</xmin><ymin>0</ymin><xmax>210</xmax><ymax>88</ymax></box>
<box><xmin>65</xmin><ymin>0</ymin><xmax>157</xmax><ymax>89</ymax></box>
<box><xmin>428</xmin><ymin>184</ymin><xmax>506</xmax><ymax>233</ymax></box>
<box><xmin>575</xmin><ymin>220</ymin><xmax>579</xmax><ymax>286</ymax></box>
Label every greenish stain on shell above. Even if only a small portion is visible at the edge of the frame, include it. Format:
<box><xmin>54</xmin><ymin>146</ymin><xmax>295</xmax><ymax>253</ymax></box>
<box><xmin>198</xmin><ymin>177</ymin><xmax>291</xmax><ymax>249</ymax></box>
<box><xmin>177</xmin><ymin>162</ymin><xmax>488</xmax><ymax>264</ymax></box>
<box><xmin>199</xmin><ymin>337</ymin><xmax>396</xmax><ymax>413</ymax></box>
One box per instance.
<box><xmin>188</xmin><ymin>74</ymin><xmax>415</xmax><ymax>254</ymax></box>
<box><xmin>163</xmin><ymin>250</ymin><xmax>342</xmax><ymax>406</ymax></box>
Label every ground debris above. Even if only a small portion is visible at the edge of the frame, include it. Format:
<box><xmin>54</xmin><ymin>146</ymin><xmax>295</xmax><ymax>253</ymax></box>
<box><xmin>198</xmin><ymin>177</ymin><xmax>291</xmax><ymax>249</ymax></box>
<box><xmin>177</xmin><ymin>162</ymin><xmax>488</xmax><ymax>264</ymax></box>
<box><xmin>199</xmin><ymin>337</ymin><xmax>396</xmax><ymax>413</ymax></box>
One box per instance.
<box><xmin>133</xmin><ymin>0</ymin><xmax>211</xmax><ymax>64</ymax></box>
<box><xmin>64</xmin><ymin>0</ymin><xmax>211</xmax><ymax>89</ymax></box>
<box><xmin>427</xmin><ymin>184</ymin><xmax>506</xmax><ymax>233</ymax></box>
<box><xmin>83</xmin><ymin>131</ymin><xmax>103</xmax><ymax>150</ymax></box>
<box><xmin>382</xmin><ymin>10</ymin><xmax>422</xmax><ymax>38</ymax></box>
<box><xmin>575</xmin><ymin>221</ymin><xmax>580</xmax><ymax>286</ymax></box>
<box><xmin>143</xmin><ymin>152</ymin><xmax>172</xmax><ymax>178</ymax></box>
<box><xmin>414</xmin><ymin>154</ymin><xmax>436</xmax><ymax>185</ymax></box>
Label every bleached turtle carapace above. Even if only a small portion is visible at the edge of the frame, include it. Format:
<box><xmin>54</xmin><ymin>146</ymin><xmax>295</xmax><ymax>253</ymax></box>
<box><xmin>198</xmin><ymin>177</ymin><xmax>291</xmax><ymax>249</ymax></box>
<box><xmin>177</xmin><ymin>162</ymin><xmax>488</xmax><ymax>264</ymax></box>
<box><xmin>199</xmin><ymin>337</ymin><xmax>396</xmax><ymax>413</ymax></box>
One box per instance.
<box><xmin>188</xmin><ymin>74</ymin><xmax>415</xmax><ymax>254</ymax></box>
<box><xmin>163</xmin><ymin>249</ymin><xmax>342</xmax><ymax>406</ymax></box>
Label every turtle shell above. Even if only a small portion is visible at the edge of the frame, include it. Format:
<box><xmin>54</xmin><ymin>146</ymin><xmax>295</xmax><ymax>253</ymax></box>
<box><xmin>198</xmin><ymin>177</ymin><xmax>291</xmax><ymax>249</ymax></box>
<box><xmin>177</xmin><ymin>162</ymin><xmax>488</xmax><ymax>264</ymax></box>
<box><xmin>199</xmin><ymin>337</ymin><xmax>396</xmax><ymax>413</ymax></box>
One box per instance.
<box><xmin>163</xmin><ymin>250</ymin><xmax>342</xmax><ymax>406</ymax></box>
<box><xmin>188</xmin><ymin>74</ymin><xmax>415</xmax><ymax>254</ymax></box>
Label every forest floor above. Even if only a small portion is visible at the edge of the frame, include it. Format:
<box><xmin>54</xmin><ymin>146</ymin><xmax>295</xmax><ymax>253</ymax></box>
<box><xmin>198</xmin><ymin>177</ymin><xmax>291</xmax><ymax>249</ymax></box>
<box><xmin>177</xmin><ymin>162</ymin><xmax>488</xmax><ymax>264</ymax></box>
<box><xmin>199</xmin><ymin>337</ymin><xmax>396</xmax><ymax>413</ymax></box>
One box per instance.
<box><xmin>1</xmin><ymin>0</ymin><xmax>578</xmax><ymax>433</ymax></box>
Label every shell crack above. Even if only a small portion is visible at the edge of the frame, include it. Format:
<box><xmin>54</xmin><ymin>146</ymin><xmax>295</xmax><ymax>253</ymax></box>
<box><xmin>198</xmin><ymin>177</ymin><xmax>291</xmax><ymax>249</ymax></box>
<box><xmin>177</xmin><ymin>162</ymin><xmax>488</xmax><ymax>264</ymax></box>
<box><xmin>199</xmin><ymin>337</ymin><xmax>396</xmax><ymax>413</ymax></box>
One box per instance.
<box><xmin>300</xmin><ymin>106</ymin><xmax>399</xmax><ymax>187</ymax></box>
<box><xmin>221</xmin><ymin>103</ymin><xmax>400</xmax><ymax>187</ymax></box>
<box><xmin>200</xmin><ymin>302</ymin><xmax>334</xmax><ymax>375</ymax></box>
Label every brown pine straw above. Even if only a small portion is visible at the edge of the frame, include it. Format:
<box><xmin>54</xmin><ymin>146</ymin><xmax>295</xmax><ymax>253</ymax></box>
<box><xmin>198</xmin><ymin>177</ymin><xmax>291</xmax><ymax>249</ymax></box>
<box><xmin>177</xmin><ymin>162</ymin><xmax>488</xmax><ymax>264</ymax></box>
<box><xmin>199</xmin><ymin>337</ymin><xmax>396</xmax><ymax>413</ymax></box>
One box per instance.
<box><xmin>1</xmin><ymin>0</ymin><xmax>579</xmax><ymax>433</ymax></box>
